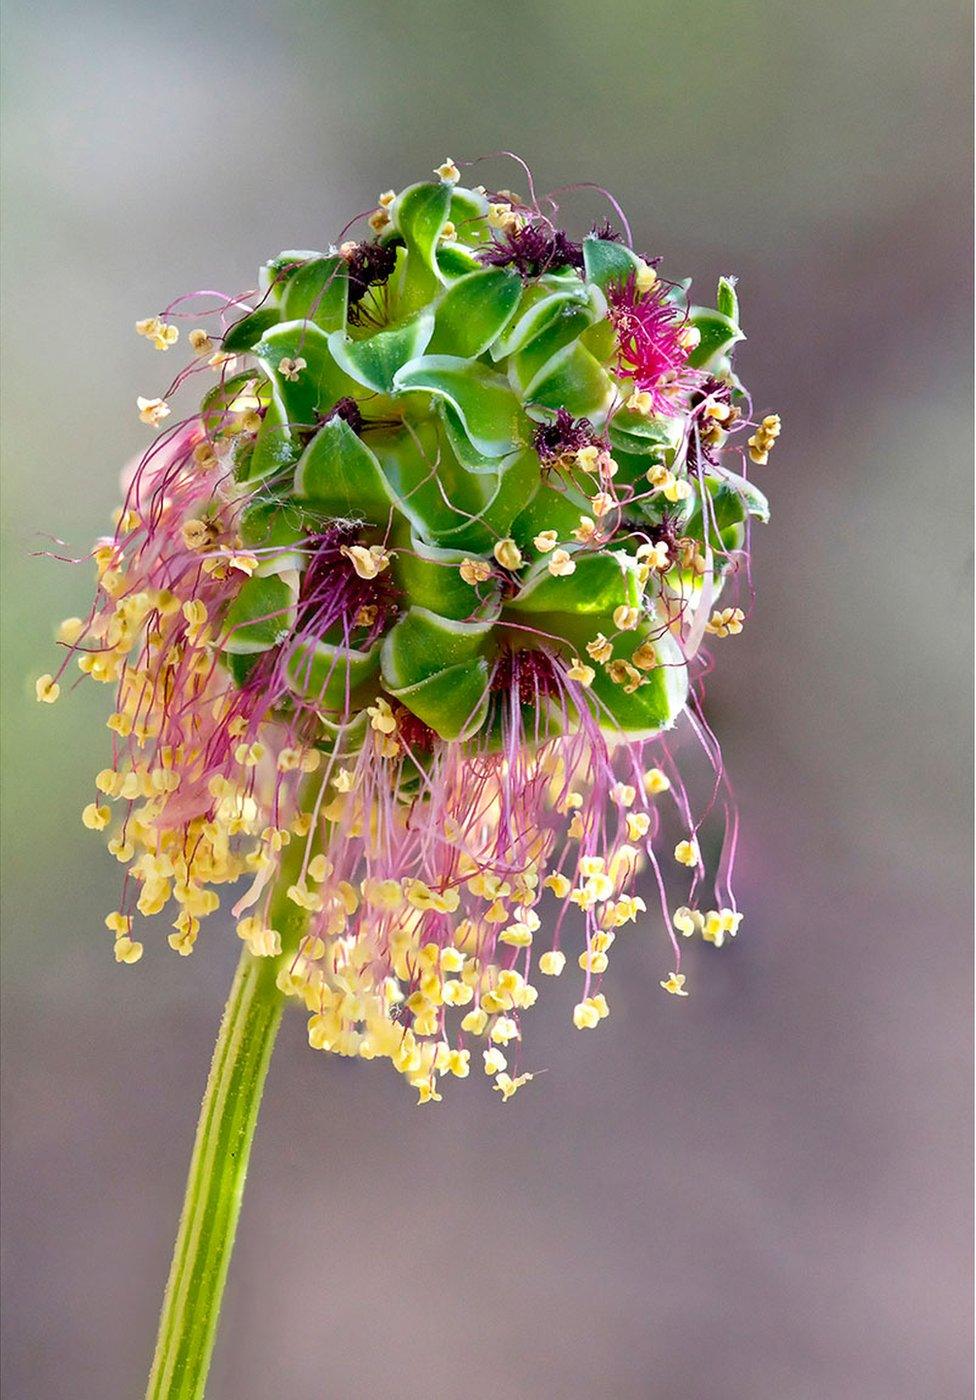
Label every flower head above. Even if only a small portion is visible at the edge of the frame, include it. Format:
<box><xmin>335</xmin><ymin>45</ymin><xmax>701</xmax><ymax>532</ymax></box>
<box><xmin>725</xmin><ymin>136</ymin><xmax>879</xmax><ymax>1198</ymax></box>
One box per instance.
<box><xmin>44</xmin><ymin>160</ymin><xmax>777</xmax><ymax>1102</ymax></box>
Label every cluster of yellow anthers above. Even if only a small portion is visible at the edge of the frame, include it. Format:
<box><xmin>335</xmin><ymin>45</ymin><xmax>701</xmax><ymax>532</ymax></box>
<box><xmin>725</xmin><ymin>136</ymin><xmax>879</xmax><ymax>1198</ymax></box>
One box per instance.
<box><xmin>276</xmin><ymin>780</ymin><xmax>658</xmax><ymax>1103</ymax></box>
<box><xmin>747</xmin><ymin>413</ymin><xmax>782</xmax><ymax>466</ymax></box>
<box><xmin>35</xmin><ymin>510</ymin><xmax>692</xmax><ymax>1102</ymax></box>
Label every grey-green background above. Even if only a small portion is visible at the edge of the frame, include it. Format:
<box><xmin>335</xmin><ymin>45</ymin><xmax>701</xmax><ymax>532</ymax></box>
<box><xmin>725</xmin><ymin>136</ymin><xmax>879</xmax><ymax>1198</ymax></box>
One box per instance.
<box><xmin>1</xmin><ymin>3</ymin><xmax>972</xmax><ymax>1397</ymax></box>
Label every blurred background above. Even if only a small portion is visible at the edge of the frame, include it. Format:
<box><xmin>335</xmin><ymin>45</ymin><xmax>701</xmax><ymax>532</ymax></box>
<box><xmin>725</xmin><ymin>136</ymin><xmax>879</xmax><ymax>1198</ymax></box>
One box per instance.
<box><xmin>1</xmin><ymin>2</ymin><xmax>972</xmax><ymax>1396</ymax></box>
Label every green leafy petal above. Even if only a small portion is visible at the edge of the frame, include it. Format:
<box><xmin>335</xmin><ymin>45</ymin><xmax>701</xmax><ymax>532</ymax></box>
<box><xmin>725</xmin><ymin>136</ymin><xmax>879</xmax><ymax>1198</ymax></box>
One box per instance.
<box><xmin>281</xmin><ymin>255</ymin><xmax>349</xmax><ymax>332</ymax></box>
<box><xmin>285</xmin><ymin>637</ymin><xmax>381</xmax><ymax>711</ymax></box>
<box><xmin>294</xmin><ymin>417</ymin><xmax>398</xmax><ymax>521</ymax></box>
<box><xmin>686</xmin><ymin>307</ymin><xmax>745</xmax><ymax>370</ymax></box>
<box><xmin>393</xmin><ymin>355</ymin><xmax>529</xmax><ymax>459</ymax></box>
<box><xmin>220</xmin><ymin>573</ymin><xmax>298</xmax><ymax>655</ymax></box>
<box><xmin>328</xmin><ymin>311</ymin><xmax>434</xmax><ymax>394</ymax></box>
<box><xmin>428</xmin><ymin>268</ymin><xmax>522</xmax><ymax>358</ymax></box>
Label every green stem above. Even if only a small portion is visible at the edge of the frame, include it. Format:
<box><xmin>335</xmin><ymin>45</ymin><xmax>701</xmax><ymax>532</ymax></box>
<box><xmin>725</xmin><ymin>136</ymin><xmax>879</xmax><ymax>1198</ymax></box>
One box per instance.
<box><xmin>146</xmin><ymin>856</ymin><xmax>308</xmax><ymax>1399</ymax></box>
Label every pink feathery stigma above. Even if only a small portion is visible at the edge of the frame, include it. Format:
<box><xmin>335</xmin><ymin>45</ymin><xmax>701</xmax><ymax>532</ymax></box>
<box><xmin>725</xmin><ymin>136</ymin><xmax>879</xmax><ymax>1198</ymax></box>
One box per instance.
<box><xmin>607</xmin><ymin>277</ymin><xmax>703</xmax><ymax>416</ymax></box>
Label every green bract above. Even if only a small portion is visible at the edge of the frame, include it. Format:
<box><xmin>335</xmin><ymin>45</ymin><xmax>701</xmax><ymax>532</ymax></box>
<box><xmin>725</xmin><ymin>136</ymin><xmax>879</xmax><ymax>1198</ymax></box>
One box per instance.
<box><xmin>208</xmin><ymin>177</ymin><xmax>768</xmax><ymax>745</ymax></box>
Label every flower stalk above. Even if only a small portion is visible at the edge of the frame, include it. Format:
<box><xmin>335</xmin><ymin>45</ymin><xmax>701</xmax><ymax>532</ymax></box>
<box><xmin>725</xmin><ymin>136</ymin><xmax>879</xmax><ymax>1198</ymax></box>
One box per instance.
<box><xmin>146</xmin><ymin>854</ymin><xmax>308</xmax><ymax>1400</ymax></box>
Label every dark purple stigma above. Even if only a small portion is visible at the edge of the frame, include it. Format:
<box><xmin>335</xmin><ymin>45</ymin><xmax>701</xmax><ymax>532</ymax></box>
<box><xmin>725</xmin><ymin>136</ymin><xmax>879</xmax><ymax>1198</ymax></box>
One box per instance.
<box><xmin>532</xmin><ymin>409</ymin><xmax>606</xmax><ymax>464</ymax></box>
<box><xmin>318</xmin><ymin>397</ymin><xmax>364</xmax><ymax>433</ymax></box>
<box><xmin>649</xmin><ymin>509</ymin><xmax>682</xmax><ymax>556</ymax></box>
<box><xmin>395</xmin><ymin>707</ymin><xmax>436</xmax><ymax>752</ymax></box>
<box><xmin>589</xmin><ymin>219</ymin><xmax>622</xmax><ymax>242</ymax></box>
<box><xmin>479</xmin><ymin>221</ymin><xmax>584</xmax><ymax>280</ymax></box>
<box><xmin>491</xmin><ymin>646</ymin><xmax>561</xmax><ymax>704</ymax></box>
<box><xmin>343</xmin><ymin>239</ymin><xmax>399</xmax><ymax>316</ymax></box>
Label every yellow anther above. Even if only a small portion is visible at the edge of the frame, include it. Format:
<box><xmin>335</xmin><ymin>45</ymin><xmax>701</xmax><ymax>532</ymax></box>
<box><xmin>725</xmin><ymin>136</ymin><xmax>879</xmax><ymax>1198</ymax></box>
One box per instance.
<box><xmin>547</xmin><ymin>548</ymin><xmax>576</xmax><ymax>577</ymax></box>
<box><xmin>367</xmin><ymin>697</ymin><xmax>397</xmax><ymax>734</ymax></box>
<box><xmin>543</xmin><ymin>873</ymin><xmax>571</xmax><ymax>898</ymax></box>
<box><xmin>606</xmin><ymin>659</ymin><xmax>643</xmax><ymax>693</ymax></box>
<box><xmin>539</xmin><ymin>949</ymin><xmax>566</xmax><ymax>976</ymax></box>
<box><xmin>705</xmin><ymin>607</ymin><xmax>745</xmax><ymax>638</ymax></box>
<box><xmin>634</xmin><ymin>261</ymin><xmax>658</xmax><ymax>293</ymax></box>
<box><xmin>435</xmin><ymin>158</ymin><xmax>460</xmax><ymax>183</ymax></box>
<box><xmin>533</xmin><ymin>529</ymin><xmax>558</xmax><ymax>553</ymax></box>
<box><xmin>660</xmin><ymin>971</ymin><xmax>688</xmax><ymax>997</ymax></box>
<box><xmin>135</xmin><ymin>317</ymin><xmax>179</xmax><ymax>350</ymax></box>
<box><xmin>627</xmin><ymin>389</ymin><xmax>655</xmax><ymax>415</ymax></box>
<box><xmin>573</xmin><ymin>999</ymin><xmax>601</xmax><ymax>1029</ymax></box>
<box><xmin>643</xmin><ymin>767</ymin><xmax>670</xmax><ymax>795</ymax></box>
<box><xmin>113</xmin><ymin>935</ymin><xmax>144</xmax><ymax>964</ymax></box>
<box><xmin>493</xmin><ymin>1071</ymin><xmax>533</xmax><ymax>1101</ymax></box>
<box><xmin>631</xmin><ymin>641</ymin><xmax>658</xmax><ymax>671</ymax></box>
<box><xmin>57</xmin><ymin>617</ymin><xmax>85</xmax><ymax>644</ymax></box>
<box><xmin>341</xmin><ymin>544</ymin><xmax>391</xmax><ymax>579</ymax></box>
<box><xmin>586</xmin><ymin>633</ymin><xmax>613</xmax><ymax>664</ymax></box>
<box><xmin>278</xmin><ymin>356</ymin><xmax>307</xmax><ymax>382</ymax></box>
<box><xmin>459</xmin><ymin>558</ymin><xmax>492</xmax><ymax>585</ymax></box>
<box><xmin>307</xmin><ymin>853</ymin><xmax>332</xmax><ymax>882</ymax></box>
<box><xmin>136</xmin><ymin>396</ymin><xmax>171</xmax><ymax>427</ymax></box>
<box><xmin>460</xmin><ymin>1007</ymin><xmax>488</xmax><ymax>1035</ymax></box>
<box><xmin>566</xmin><ymin>658</ymin><xmax>595</xmax><ymax>686</ymax></box>
<box><xmin>674</xmin><ymin>838</ymin><xmax>699</xmax><ymax>867</ymax></box>
<box><xmin>483</xmin><ymin>1047</ymin><xmax>507</xmax><ymax>1075</ymax></box>
<box><xmin>82</xmin><ymin>802</ymin><xmax>110</xmax><ymax>830</ymax></box>
<box><xmin>490</xmin><ymin>1015</ymin><xmax>519</xmax><ymax>1045</ymax></box>
<box><xmin>35</xmin><ymin>673</ymin><xmax>60</xmax><ymax>703</ymax></box>
<box><xmin>493</xmin><ymin>537</ymin><xmax>523</xmax><ymax>571</ymax></box>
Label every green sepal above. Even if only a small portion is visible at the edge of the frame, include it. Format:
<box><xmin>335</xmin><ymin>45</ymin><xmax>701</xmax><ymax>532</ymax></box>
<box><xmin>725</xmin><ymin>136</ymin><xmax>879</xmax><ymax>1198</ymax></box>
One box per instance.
<box><xmin>507</xmin><ymin>301</ymin><xmax>599</xmax><ymax>396</ymax></box>
<box><xmin>223</xmin><ymin>651</ymin><xmax>263</xmax><ymax>687</ymax></box>
<box><xmin>582</xmin><ymin>236</ymin><xmax>642</xmax><ymax>290</ymax></box>
<box><xmin>381</xmin><ymin>606</ymin><xmax>492</xmax><ymax>687</ymax></box>
<box><xmin>427</xmin><ymin>268</ymin><xmax>522</xmax><ymax>358</ymax></box>
<box><xmin>391</xmin><ymin>533</ymin><xmax>493</xmax><ymax>621</ymax></box>
<box><xmin>520</xmin><ymin>340</ymin><xmax>613</xmax><ymax>420</ymax></box>
<box><xmin>716</xmin><ymin>276</ymin><xmax>739</xmax><ymax>323</ymax></box>
<box><xmin>435</xmin><ymin>449</ymin><xmax>539</xmax><ymax>552</ymax></box>
<box><xmin>238</xmin><ymin>496</ymin><xmax>309</xmax><ymax>575</ymax></box>
<box><xmin>259</xmin><ymin>250</ymin><xmax>320</xmax><ymax>302</ymax></box>
<box><xmin>716</xmin><ymin>468</ymin><xmax>769</xmax><ymax>523</ymax></box>
<box><xmin>490</xmin><ymin>282</ymin><xmax>591</xmax><ymax>361</ymax></box>
<box><xmin>285</xmin><ymin>637</ymin><xmax>381</xmax><ymax>711</ymax></box>
<box><xmin>381</xmin><ymin>607</ymin><xmax>493</xmax><ymax>740</ymax></box>
<box><xmin>242</xmin><ymin>388</ymin><xmax>300</xmax><ymax>483</ymax></box>
<box><xmin>200</xmin><ymin>371</ymin><xmax>264</xmax><ymax>438</ymax></box>
<box><xmin>386</xmin><ymin>661</ymin><xmax>491</xmax><ymax>741</ymax></box>
<box><xmin>608</xmin><ymin>409</ymin><xmax>683</xmax><ymax>459</ymax></box>
<box><xmin>328</xmin><ymin>311</ymin><xmax>434</xmax><ymax>393</ymax></box>
<box><xmin>254</xmin><ymin>321</ymin><xmax>360</xmax><ymax>430</ymax></box>
<box><xmin>508</xmin><ymin>481</ymin><xmax>593</xmax><ymax>550</ymax></box>
<box><xmin>435</xmin><ymin>243</ymin><xmax>484</xmax><ymax>278</ymax></box>
<box><xmin>683</xmin><ymin>472</ymin><xmax>769</xmax><ymax>555</ymax></box>
<box><xmin>222</xmin><ymin>306</ymin><xmax>281</xmax><ymax>353</ymax></box>
<box><xmin>686</xmin><ymin>307</ymin><xmax>744</xmax><ymax>370</ymax></box>
<box><xmin>586</xmin><ymin>623</ymin><xmax>688</xmax><ymax>738</ymax></box>
<box><xmin>449</xmin><ymin>186</ymin><xmax>490</xmax><ymax>243</ymax></box>
<box><xmin>393</xmin><ymin>355</ymin><xmax>529</xmax><ymax>459</ymax></box>
<box><xmin>506</xmin><ymin>550</ymin><xmax>640</xmax><ymax>618</ymax></box>
<box><xmin>281</xmin><ymin>256</ymin><xmax>349</xmax><ymax>331</ymax></box>
<box><xmin>389</xmin><ymin>182</ymin><xmax>452</xmax><ymax>315</ymax></box>
<box><xmin>220</xmin><ymin>573</ymin><xmax>298</xmax><ymax>655</ymax></box>
<box><xmin>293</xmin><ymin>417</ymin><xmax>397</xmax><ymax>522</ymax></box>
